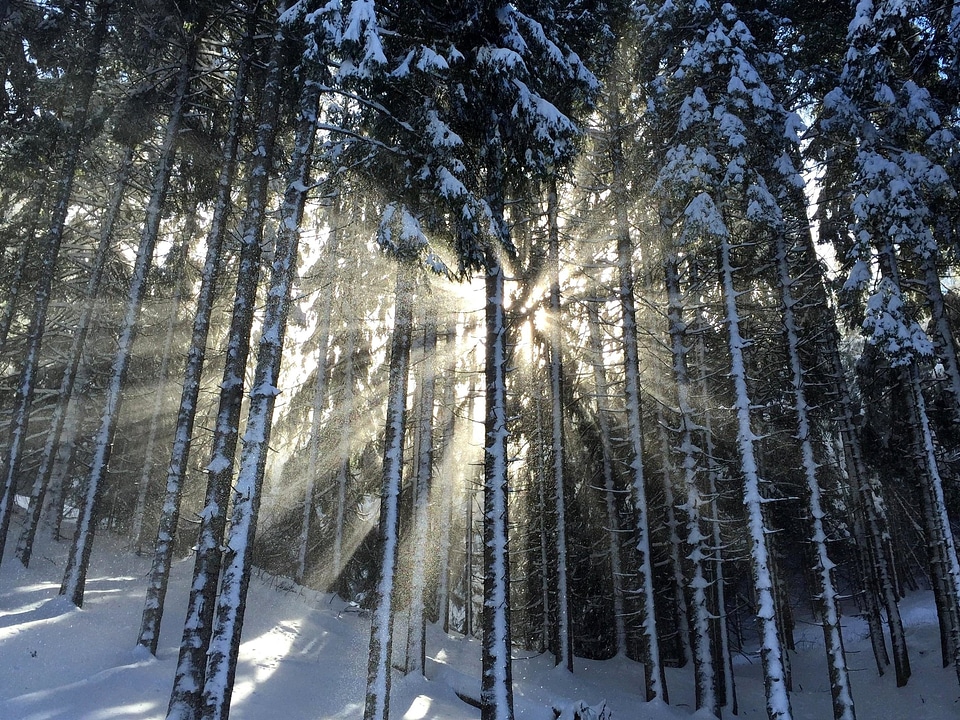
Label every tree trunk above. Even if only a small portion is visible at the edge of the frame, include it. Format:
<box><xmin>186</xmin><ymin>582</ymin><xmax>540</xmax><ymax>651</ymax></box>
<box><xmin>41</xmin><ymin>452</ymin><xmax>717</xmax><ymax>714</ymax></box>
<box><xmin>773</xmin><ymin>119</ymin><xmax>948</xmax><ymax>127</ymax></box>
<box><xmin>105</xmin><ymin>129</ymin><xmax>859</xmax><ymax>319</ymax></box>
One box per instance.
<box><xmin>60</xmin><ymin>38</ymin><xmax>195</xmax><ymax>607</ymax></box>
<box><xmin>363</xmin><ymin>265</ymin><xmax>415</xmax><ymax>720</ymax></box>
<box><xmin>47</xmin><ymin>369</ymin><xmax>85</xmax><ymax>544</ymax></box>
<box><xmin>462</xmin><ymin>369</ymin><xmax>480</xmax><ymax>638</ymax></box>
<box><xmin>138</xmin><ymin>14</ymin><xmax>251</xmax><ymax>654</ymax></box>
<box><xmin>130</xmin><ymin>228</ymin><xmax>191</xmax><ymax>552</ymax></box>
<box><xmin>0</xmin><ymin>0</ymin><xmax>110</xmax><ymax>566</ymax></box>
<box><xmin>165</xmin><ymin>11</ymin><xmax>288</xmax><ymax>715</ymax></box>
<box><xmin>654</xmin><ymin>399</ymin><xmax>693</xmax><ymax>669</ymax></box>
<box><xmin>533</xmin><ymin>391</ymin><xmax>553</xmax><ymax>654</ymax></box>
<box><xmin>481</xmin><ymin>246</ymin><xmax>515</xmax><ymax>720</ymax></box>
<box><xmin>790</xmin><ymin>173</ymin><xmax>908</xmax><ymax>684</ymax></box>
<box><xmin>14</xmin><ymin>144</ymin><xmax>134</xmax><ymax>568</ymax></box>
<box><xmin>692</xmin><ymin>279</ymin><xmax>737</xmax><ymax>714</ymax></box>
<box><xmin>296</xmin><ymin>201</ymin><xmax>340</xmax><ymax>586</ymax></box>
<box><xmin>331</xmin><ymin>326</ymin><xmax>357</xmax><ymax>583</ymax></box>
<box><xmin>546</xmin><ymin>175</ymin><xmax>573</xmax><ymax>672</ymax></box>
<box><xmin>665</xmin><ymin>251</ymin><xmax>718</xmax><ymax>716</ymax></box>
<box><xmin>902</xmin><ymin>357</ymin><xmax>960</xmax><ymax>683</ymax></box>
<box><xmin>434</xmin><ymin>321</ymin><xmax>460</xmax><ymax>633</ymax></box>
<box><xmin>880</xmin><ymin>240</ymin><xmax>958</xmax><ymax>681</ymax></box>
<box><xmin>199</xmin><ymin>72</ymin><xmax>322</xmax><ymax>720</ymax></box>
<box><xmin>601</xmin><ymin>64</ymin><xmax>668</xmax><ymax>697</ymax></box>
<box><xmin>406</xmin><ymin>307</ymin><xmax>438</xmax><ymax>676</ymax></box>
<box><xmin>774</xmin><ymin>230</ymin><xmax>856</xmax><ymax>720</ymax></box>
<box><xmin>585</xmin><ymin>299</ymin><xmax>628</xmax><ymax>657</ymax></box>
<box><xmin>719</xmin><ymin>230</ymin><xmax>792</xmax><ymax>720</ymax></box>
<box><xmin>614</xmin><ymin>146</ymin><xmax>665</xmax><ymax>702</ymax></box>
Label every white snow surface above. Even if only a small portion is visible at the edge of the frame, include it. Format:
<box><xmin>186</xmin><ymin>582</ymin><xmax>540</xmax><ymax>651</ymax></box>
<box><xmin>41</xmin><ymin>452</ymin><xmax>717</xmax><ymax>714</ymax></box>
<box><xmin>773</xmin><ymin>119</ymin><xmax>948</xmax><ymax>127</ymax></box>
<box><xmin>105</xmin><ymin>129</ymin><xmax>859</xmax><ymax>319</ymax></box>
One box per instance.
<box><xmin>2</xmin><ymin>527</ymin><xmax>959</xmax><ymax>719</ymax></box>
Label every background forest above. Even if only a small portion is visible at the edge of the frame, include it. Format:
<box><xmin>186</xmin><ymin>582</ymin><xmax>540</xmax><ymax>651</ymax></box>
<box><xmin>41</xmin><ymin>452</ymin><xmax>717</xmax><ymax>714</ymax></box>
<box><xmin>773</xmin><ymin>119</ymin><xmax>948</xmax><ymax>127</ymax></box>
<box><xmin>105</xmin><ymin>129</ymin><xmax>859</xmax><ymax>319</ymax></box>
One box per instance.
<box><xmin>0</xmin><ymin>1</ymin><xmax>958</xmax><ymax>720</ymax></box>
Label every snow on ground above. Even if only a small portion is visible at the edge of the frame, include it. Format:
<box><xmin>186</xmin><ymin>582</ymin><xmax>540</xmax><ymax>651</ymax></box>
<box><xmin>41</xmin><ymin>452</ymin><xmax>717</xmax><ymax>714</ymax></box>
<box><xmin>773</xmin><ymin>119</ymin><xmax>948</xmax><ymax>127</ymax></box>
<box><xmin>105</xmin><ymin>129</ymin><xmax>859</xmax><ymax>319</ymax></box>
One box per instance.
<box><xmin>1</xmin><ymin>523</ymin><xmax>958</xmax><ymax>720</ymax></box>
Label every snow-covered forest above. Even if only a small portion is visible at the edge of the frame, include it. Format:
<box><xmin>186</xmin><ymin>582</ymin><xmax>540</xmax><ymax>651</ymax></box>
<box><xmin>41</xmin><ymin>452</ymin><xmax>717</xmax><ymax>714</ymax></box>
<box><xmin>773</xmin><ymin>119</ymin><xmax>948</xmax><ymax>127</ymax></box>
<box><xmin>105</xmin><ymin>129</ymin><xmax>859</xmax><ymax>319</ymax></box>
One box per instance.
<box><xmin>0</xmin><ymin>1</ymin><xmax>958</xmax><ymax>720</ymax></box>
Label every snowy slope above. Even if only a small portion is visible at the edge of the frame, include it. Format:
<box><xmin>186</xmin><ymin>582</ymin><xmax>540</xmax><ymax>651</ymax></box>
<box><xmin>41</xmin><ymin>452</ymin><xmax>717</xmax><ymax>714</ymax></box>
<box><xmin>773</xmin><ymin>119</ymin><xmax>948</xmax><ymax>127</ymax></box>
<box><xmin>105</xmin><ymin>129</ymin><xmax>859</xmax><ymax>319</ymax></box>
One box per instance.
<box><xmin>1</xmin><ymin>527</ymin><xmax>958</xmax><ymax>720</ymax></box>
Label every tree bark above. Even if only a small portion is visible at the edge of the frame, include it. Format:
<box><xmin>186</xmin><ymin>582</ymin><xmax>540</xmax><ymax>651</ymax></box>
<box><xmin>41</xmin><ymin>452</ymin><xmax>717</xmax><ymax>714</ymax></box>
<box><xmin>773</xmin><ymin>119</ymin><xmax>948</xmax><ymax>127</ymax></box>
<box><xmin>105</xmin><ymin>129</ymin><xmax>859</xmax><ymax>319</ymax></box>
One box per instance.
<box><xmin>406</xmin><ymin>306</ymin><xmax>438</xmax><ymax>676</ymax></box>
<box><xmin>481</xmin><ymin>247</ymin><xmax>515</xmax><ymax>720</ymax></box>
<box><xmin>665</xmin><ymin>251</ymin><xmax>718</xmax><ymax>716</ymax></box>
<box><xmin>690</xmin><ymin>267</ymin><xmax>738</xmax><ymax>713</ymax></box>
<box><xmin>14</xmin><ymin>144</ymin><xmax>134</xmax><ymax>568</ymax></box>
<box><xmin>585</xmin><ymin>299</ymin><xmax>628</xmax><ymax>657</ymax></box>
<box><xmin>614</xmin><ymin>137</ymin><xmax>665</xmax><ymax>702</ymax></box>
<box><xmin>165</xmin><ymin>10</ymin><xmax>289</xmax><ymax>715</ymax></box>
<box><xmin>60</xmin><ymin>36</ymin><xmax>195</xmax><ymax>607</ymax></box>
<box><xmin>546</xmin><ymin>175</ymin><xmax>573</xmax><ymax>672</ymax></box>
<box><xmin>200</xmin><ymin>71</ymin><xmax>322</xmax><ymax>720</ymax></box>
<box><xmin>774</xmin><ymin>230</ymin><xmax>856</xmax><ymax>720</ymax></box>
<box><xmin>0</xmin><ymin>0</ymin><xmax>111</xmax><ymax>567</ymax></box>
<box><xmin>139</xmin><ymin>13</ymin><xmax>252</xmax><ymax>652</ymax></box>
<box><xmin>363</xmin><ymin>264</ymin><xmax>415</xmax><ymax>720</ymax></box>
<box><xmin>719</xmin><ymin>230</ymin><xmax>792</xmax><ymax>720</ymax></box>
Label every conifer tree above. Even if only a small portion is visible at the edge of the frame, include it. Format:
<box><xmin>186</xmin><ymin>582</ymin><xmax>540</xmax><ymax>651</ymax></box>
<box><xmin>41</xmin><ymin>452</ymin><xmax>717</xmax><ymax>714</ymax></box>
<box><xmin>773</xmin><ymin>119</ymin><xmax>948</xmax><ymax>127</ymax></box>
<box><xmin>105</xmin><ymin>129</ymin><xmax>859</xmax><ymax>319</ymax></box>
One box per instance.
<box><xmin>200</xmin><ymin>32</ymin><xmax>325</xmax><ymax>720</ymax></box>
<box><xmin>60</xmin><ymin>22</ymin><xmax>198</xmax><ymax>607</ymax></box>
<box><xmin>167</xmin><ymin>6</ymin><xmax>295</xmax><ymax>714</ymax></box>
<box><xmin>363</xmin><ymin>255</ymin><xmax>415</xmax><ymax>720</ymax></box>
<box><xmin>0</xmin><ymin>0</ymin><xmax>112</xmax><ymax>567</ymax></box>
<box><xmin>138</xmin><ymin>2</ymin><xmax>256</xmax><ymax>659</ymax></box>
<box><xmin>405</xmin><ymin>305</ymin><xmax>438</xmax><ymax>676</ymax></box>
<box><xmin>14</xmin><ymin>143</ymin><xmax>134</xmax><ymax>568</ymax></box>
<box><xmin>639</xmin><ymin>1</ymin><xmax>821</xmax><ymax>716</ymax></box>
<box><xmin>818</xmin><ymin>0</ymin><xmax>960</xmax><ymax>683</ymax></box>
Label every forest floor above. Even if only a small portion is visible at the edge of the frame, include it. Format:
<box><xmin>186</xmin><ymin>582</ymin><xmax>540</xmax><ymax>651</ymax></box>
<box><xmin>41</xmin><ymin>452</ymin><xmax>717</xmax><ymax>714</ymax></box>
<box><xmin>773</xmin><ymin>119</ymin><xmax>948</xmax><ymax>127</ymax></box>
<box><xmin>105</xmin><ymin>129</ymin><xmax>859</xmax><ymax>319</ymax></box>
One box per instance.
<box><xmin>0</xmin><ymin>521</ymin><xmax>958</xmax><ymax>720</ymax></box>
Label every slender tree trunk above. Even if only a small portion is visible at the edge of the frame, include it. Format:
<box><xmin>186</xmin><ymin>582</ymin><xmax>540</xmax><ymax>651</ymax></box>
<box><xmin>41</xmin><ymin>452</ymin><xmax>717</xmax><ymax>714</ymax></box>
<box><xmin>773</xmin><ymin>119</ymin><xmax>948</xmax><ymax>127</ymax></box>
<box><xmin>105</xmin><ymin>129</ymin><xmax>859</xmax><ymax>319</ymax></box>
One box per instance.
<box><xmin>331</xmin><ymin>327</ymin><xmax>357</xmax><ymax>582</ymax></box>
<box><xmin>60</xmin><ymin>39</ymin><xmax>195</xmax><ymax>607</ymax></box>
<box><xmin>406</xmin><ymin>308</ymin><xmax>438</xmax><ymax>676</ymax></box>
<box><xmin>130</xmin><ymin>229</ymin><xmax>191</xmax><ymax>552</ymax></box>
<box><xmin>614</xmin><ymin>137</ymin><xmax>665</xmax><ymax>701</ymax></box>
<box><xmin>881</xmin><ymin>241</ymin><xmax>957</xmax><ymax>681</ymax></box>
<box><xmin>136</xmin><ymin>10</ymin><xmax>254</xmax><ymax>656</ymax></box>
<box><xmin>692</xmin><ymin>285</ymin><xmax>737</xmax><ymax>714</ymax></box>
<box><xmin>655</xmin><ymin>399</ymin><xmax>693</xmax><ymax>669</ymax></box>
<box><xmin>665</xmin><ymin>251</ymin><xmax>718</xmax><ymax>716</ymax></box>
<box><xmin>14</xmin><ymin>145</ymin><xmax>134</xmax><ymax>568</ymax></box>
<box><xmin>200</xmin><ymin>73</ymin><xmax>322</xmax><ymax>720</ymax></box>
<box><xmin>533</xmin><ymin>392</ymin><xmax>553</xmax><ymax>653</ymax></box>
<box><xmin>363</xmin><ymin>265</ymin><xmax>415</xmax><ymax>720</ymax></box>
<box><xmin>464</xmin><ymin>463</ymin><xmax>475</xmax><ymax>638</ymax></box>
<box><xmin>47</xmin><ymin>369</ymin><xmax>85</xmax><ymax>543</ymax></box>
<box><xmin>719</xmin><ymin>230</ymin><xmax>792</xmax><ymax>720</ymax></box>
<box><xmin>435</xmin><ymin>322</ymin><xmax>459</xmax><ymax>632</ymax></box>
<box><xmin>296</xmin><ymin>203</ymin><xmax>340</xmax><ymax>585</ymax></box>
<box><xmin>0</xmin><ymin>0</ymin><xmax>111</xmax><ymax>566</ymax></box>
<box><xmin>138</xmin><ymin>17</ymin><xmax>251</xmax><ymax>653</ymax></box>
<box><xmin>481</xmin><ymin>245</ymin><xmax>515</xmax><ymax>720</ymax></box>
<box><xmin>908</xmin><ymin>362</ymin><xmax>960</xmax><ymax>683</ymax></box>
<box><xmin>585</xmin><ymin>299</ymin><xmax>628</xmax><ymax>657</ymax></box>
<box><xmin>880</xmin><ymin>241</ymin><xmax>960</xmax><ymax>684</ymax></box>
<box><xmin>788</xmin><ymin>178</ymin><xmax>906</xmax><ymax>682</ymax></box>
<box><xmin>165</xmin><ymin>13</ymin><xmax>289</xmax><ymax>714</ymax></box>
<box><xmin>463</xmin><ymin>370</ymin><xmax>479</xmax><ymax>638</ymax></box>
<box><xmin>774</xmin><ymin>231</ymin><xmax>856</xmax><ymax>720</ymax></box>
<box><xmin>770</xmin><ymin>537</ymin><xmax>795</xmax><ymax>687</ymax></box>
<box><xmin>546</xmin><ymin>176</ymin><xmax>573</xmax><ymax>672</ymax></box>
